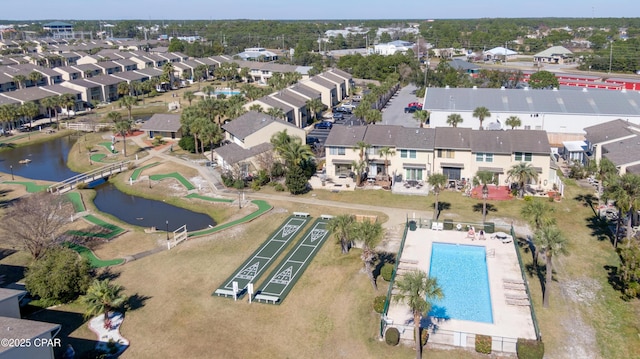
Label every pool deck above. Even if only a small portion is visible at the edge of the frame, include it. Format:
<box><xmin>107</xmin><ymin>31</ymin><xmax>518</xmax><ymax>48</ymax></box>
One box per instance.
<box><xmin>386</xmin><ymin>227</ymin><xmax>536</xmax><ymax>353</ymax></box>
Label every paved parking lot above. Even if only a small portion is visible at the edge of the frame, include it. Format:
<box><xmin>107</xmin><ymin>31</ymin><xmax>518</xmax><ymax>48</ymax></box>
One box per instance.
<box><xmin>381</xmin><ymin>84</ymin><xmax>424</xmax><ymax>127</ymax></box>
<box><xmin>307</xmin><ymin>113</ymin><xmax>365</xmax><ymax>148</ymax></box>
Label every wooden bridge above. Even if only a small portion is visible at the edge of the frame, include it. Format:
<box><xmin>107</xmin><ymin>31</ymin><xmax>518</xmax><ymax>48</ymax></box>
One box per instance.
<box><xmin>48</xmin><ymin>161</ymin><xmax>131</xmax><ymax>194</ymax></box>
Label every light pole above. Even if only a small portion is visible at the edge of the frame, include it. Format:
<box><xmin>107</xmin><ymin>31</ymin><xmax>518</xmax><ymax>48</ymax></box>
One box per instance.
<box><xmin>166</xmin><ymin>220</ymin><xmax>169</xmax><ymax>241</ymax></box>
<box><xmin>482</xmin><ymin>184</ymin><xmax>489</xmax><ymax>223</ymax></box>
<box><xmin>10</xmin><ymin>165</ymin><xmax>13</xmax><ymax>180</ymax></box>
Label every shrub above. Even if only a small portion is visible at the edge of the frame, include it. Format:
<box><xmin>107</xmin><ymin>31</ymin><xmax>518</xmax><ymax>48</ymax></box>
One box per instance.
<box><xmin>178</xmin><ymin>135</ymin><xmax>195</xmax><ymax>153</ymax></box>
<box><xmin>274</xmin><ymin>183</ymin><xmax>285</xmax><ymax>192</ymax></box>
<box><xmin>517</xmin><ymin>338</ymin><xmax>544</xmax><ymax>359</ymax></box>
<box><xmin>380</xmin><ymin>263</ymin><xmax>394</xmax><ymax>281</ymax></box>
<box><xmin>373</xmin><ymin>295</ymin><xmax>386</xmax><ymax>313</ymax></box>
<box><xmin>475</xmin><ymin>334</ymin><xmax>492</xmax><ymax>354</ymax></box>
<box><xmin>152</xmin><ymin>135</ymin><xmax>164</xmax><ymax>146</ymax></box>
<box><xmin>233</xmin><ymin>179</ymin><xmax>245</xmax><ymax>189</ymax></box>
<box><xmin>385</xmin><ymin>327</ymin><xmax>400</xmax><ymax>346</ymax></box>
<box><xmin>24</xmin><ymin>247</ymin><xmax>92</xmax><ymax>306</ymax></box>
<box><xmin>251</xmin><ymin>181</ymin><xmax>261</xmax><ymax>191</ymax></box>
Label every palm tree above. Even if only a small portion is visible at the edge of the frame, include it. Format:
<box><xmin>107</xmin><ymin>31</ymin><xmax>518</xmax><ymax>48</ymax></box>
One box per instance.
<box><xmin>119</xmin><ymin>96</ymin><xmax>137</xmax><ymax>122</ymax></box>
<box><xmin>521</xmin><ymin>199</ymin><xmax>557</xmax><ymax>264</ymax></box>
<box><xmin>280</xmin><ymin>141</ymin><xmax>313</xmax><ymax>168</ymax></box>
<box><xmin>593</xmin><ymin>158</ymin><xmax>617</xmax><ymax>205</ymax></box>
<box><xmin>351</xmin><ymin>160</ymin><xmax>367</xmax><ymax>187</ymax></box>
<box><xmin>365</xmin><ymin>109</ymin><xmax>382</xmax><ymax>124</ymax></box>
<box><xmin>19</xmin><ymin>101</ymin><xmax>39</xmax><ymax>130</ymax></box>
<box><xmin>249</xmin><ymin>104</ymin><xmax>264</xmax><ymax>113</ymax></box>
<box><xmin>202</xmin><ymin>85</ymin><xmax>215</xmax><ymax>98</ymax></box>
<box><xmin>428</xmin><ymin>173</ymin><xmax>447</xmax><ymax>220</ymax></box>
<box><xmin>353</xmin><ymin>141</ymin><xmax>371</xmax><ymax>162</ymax></box>
<box><xmin>351</xmin><ymin>220</ymin><xmax>384</xmax><ymax>290</ymax></box>
<box><xmin>28</xmin><ymin>71</ymin><xmax>44</xmax><ymax>86</ymax></box>
<box><xmin>604</xmin><ymin>173</ymin><xmax>640</xmax><ymax>245</ymax></box>
<box><xmin>446</xmin><ymin>113</ymin><xmax>463</xmax><ymax>127</ymax></box>
<box><xmin>393</xmin><ymin>270</ymin><xmax>443</xmax><ymax>359</ymax></box>
<box><xmin>305</xmin><ymin>98</ymin><xmax>324</xmax><ymax>122</ymax></box>
<box><xmin>109</xmin><ymin>112</ymin><xmax>131</xmax><ymax>157</ymax></box>
<box><xmin>505</xmin><ymin>115</ymin><xmax>521</xmax><ymax>129</ymax></box>
<box><xmin>181</xmin><ymin>107</ymin><xmax>202</xmax><ymax>154</ymax></box>
<box><xmin>60</xmin><ymin>93</ymin><xmax>76</xmax><ymax>119</ymax></box>
<box><xmin>200</xmin><ymin>122</ymin><xmax>223</xmax><ymax>162</ymax></box>
<box><xmin>270</xmin><ymin>130</ymin><xmax>295</xmax><ymax>154</ymax></box>
<box><xmin>472</xmin><ymin>106</ymin><xmax>491</xmax><ymax>130</ymax></box>
<box><xmin>327</xmin><ymin>214</ymin><xmax>355</xmax><ymax>254</ymax></box>
<box><xmin>534</xmin><ymin>225</ymin><xmax>568</xmax><ymax>308</ymax></box>
<box><xmin>13</xmin><ymin>74</ymin><xmax>27</xmax><ymax>90</ymax></box>
<box><xmin>507</xmin><ymin>162</ymin><xmax>539</xmax><ymax>198</ymax></box>
<box><xmin>40</xmin><ymin>96</ymin><xmax>59</xmax><ymax>124</ymax></box>
<box><xmin>474</xmin><ymin>170</ymin><xmax>495</xmax><ymax>223</ymax></box>
<box><xmin>183</xmin><ymin>91</ymin><xmax>195</xmax><ymax>106</ymax></box>
<box><xmin>81</xmin><ymin>279</ymin><xmax>128</xmax><ymax>326</ymax></box>
<box><xmin>117</xmin><ymin>82</ymin><xmax>130</xmax><ymax>97</ymax></box>
<box><xmin>266</xmin><ymin>107</ymin><xmax>286</xmax><ymax>121</ymax></box>
<box><xmin>378</xmin><ymin>147</ymin><xmax>395</xmax><ymax>180</ymax></box>
<box><xmin>412</xmin><ymin>110</ymin><xmax>429</xmax><ymax>128</ymax></box>
<box><xmin>0</xmin><ymin>104</ymin><xmax>19</xmax><ymax>132</ymax></box>
<box><xmin>161</xmin><ymin>62</ymin><xmax>175</xmax><ymax>84</ymax></box>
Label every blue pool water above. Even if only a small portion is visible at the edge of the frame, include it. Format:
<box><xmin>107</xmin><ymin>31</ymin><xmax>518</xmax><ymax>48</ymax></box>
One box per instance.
<box><xmin>428</xmin><ymin>243</ymin><xmax>493</xmax><ymax>323</ymax></box>
<box><xmin>211</xmin><ymin>89</ymin><xmax>241</xmax><ymax>96</ymax></box>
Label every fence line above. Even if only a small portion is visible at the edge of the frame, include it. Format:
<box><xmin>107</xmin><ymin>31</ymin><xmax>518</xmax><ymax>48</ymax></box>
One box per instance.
<box><xmin>510</xmin><ymin>225</ymin><xmax>542</xmax><ymax>341</ymax></box>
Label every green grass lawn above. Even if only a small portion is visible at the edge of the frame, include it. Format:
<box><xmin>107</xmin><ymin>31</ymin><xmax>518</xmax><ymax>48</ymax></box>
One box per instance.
<box><xmin>3</xmin><ymin>181</ymin><xmax>49</xmax><ymax>193</ymax></box>
<box><xmin>184</xmin><ymin>193</ymin><xmax>233</xmax><ymax>203</ymax></box>
<box><xmin>150</xmin><ymin>172</ymin><xmax>195</xmax><ymax>190</ymax></box>
<box><xmin>0</xmin><ymin>133</ymin><xmax>31</xmax><ymax>143</ymax></box>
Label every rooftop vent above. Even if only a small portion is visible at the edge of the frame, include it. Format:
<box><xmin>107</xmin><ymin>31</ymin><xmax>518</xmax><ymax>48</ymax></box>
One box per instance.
<box><xmin>582</xmin><ymin>88</ymin><xmax>588</xmax><ymax>92</ymax></box>
<box><xmin>473</xmin><ymin>86</ymin><xmax>477</xmax><ymax>89</ymax></box>
<box><xmin>552</xmin><ymin>87</ymin><xmax>558</xmax><ymax>91</ymax></box>
<box><xmin>500</xmin><ymin>86</ymin><xmax>505</xmax><ymax>90</ymax></box>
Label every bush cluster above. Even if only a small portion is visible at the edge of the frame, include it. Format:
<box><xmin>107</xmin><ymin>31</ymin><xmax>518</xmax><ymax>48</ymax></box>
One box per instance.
<box><xmin>475</xmin><ymin>334</ymin><xmax>492</xmax><ymax>354</ymax></box>
<box><xmin>373</xmin><ymin>295</ymin><xmax>386</xmax><ymax>313</ymax></box>
<box><xmin>380</xmin><ymin>263</ymin><xmax>394</xmax><ymax>281</ymax></box>
<box><xmin>384</xmin><ymin>327</ymin><xmax>400</xmax><ymax>346</ymax></box>
<box><xmin>517</xmin><ymin>338</ymin><xmax>544</xmax><ymax>359</ymax></box>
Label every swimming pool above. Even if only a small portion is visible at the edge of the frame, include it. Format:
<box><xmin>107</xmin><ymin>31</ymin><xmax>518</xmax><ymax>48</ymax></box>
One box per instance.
<box><xmin>428</xmin><ymin>242</ymin><xmax>493</xmax><ymax>323</ymax></box>
<box><xmin>211</xmin><ymin>89</ymin><xmax>241</xmax><ymax>96</ymax></box>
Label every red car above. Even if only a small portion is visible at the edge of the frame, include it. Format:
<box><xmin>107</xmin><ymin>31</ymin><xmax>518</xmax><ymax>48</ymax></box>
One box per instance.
<box><xmin>407</xmin><ymin>102</ymin><xmax>423</xmax><ymax>109</ymax></box>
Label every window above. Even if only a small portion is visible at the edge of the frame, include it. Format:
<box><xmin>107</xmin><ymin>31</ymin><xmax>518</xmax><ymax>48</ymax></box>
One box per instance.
<box><xmin>475</xmin><ymin>153</ymin><xmax>494</xmax><ymax>162</ymax></box>
<box><xmin>329</xmin><ymin>147</ymin><xmax>345</xmax><ymax>156</ymax></box>
<box><xmin>437</xmin><ymin>149</ymin><xmax>454</xmax><ymax>158</ymax></box>
<box><xmin>405</xmin><ymin>168</ymin><xmax>423</xmax><ymax>180</ymax></box>
<box><xmin>515</xmin><ymin>152</ymin><xmax>532</xmax><ymax>162</ymax></box>
<box><xmin>400</xmin><ymin>149</ymin><xmax>417</xmax><ymax>159</ymax></box>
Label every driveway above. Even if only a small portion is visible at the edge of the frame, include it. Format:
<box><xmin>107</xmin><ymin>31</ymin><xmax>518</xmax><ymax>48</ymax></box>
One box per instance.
<box><xmin>380</xmin><ymin>84</ymin><xmax>423</xmax><ymax>127</ymax></box>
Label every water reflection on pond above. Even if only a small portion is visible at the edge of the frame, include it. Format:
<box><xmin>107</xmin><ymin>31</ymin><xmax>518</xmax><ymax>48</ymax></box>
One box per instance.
<box><xmin>93</xmin><ymin>183</ymin><xmax>215</xmax><ymax>231</ymax></box>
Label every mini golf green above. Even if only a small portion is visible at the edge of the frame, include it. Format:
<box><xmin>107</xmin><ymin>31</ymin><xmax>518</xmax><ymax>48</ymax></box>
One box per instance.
<box><xmin>63</xmin><ymin>242</ymin><xmax>124</xmax><ymax>268</ymax></box>
<box><xmin>90</xmin><ymin>153</ymin><xmax>107</xmax><ymax>163</ymax></box>
<box><xmin>150</xmin><ymin>172</ymin><xmax>195</xmax><ymax>190</ymax></box>
<box><xmin>3</xmin><ymin>181</ymin><xmax>49</xmax><ymax>193</ymax></box>
<box><xmin>99</xmin><ymin>142</ymin><xmax>117</xmax><ymax>153</ymax></box>
<box><xmin>65</xmin><ymin>192</ymin><xmax>86</xmax><ymax>212</ymax></box>
<box><xmin>188</xmin><ymin>200</ymin><xmax>272</xmax><ymax>237</ymax></box>
<box><xmin>130</xmin><ymin>162</ymin><xmax>160</xmax><ymax>180</ymax></box>
<box><xmin>67</xmin><ymin>215</ymin><xmax>126</xmax><ymax>239</ymax></box>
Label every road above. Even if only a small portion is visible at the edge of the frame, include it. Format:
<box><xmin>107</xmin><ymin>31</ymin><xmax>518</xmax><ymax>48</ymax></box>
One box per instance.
<box><xmin>380</xmin><ymin>84</ymin><xmax>423</xmax><ymax>127</ymax></box>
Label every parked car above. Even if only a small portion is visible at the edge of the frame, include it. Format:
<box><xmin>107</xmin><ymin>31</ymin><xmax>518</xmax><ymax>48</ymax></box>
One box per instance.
<box><xmin>407</xmin><ymin>102</ymin><xmax>423</xmax><ymax>109</ymax></box>
<box><xmin>306</xmin><ymin>136</ymin><xmax>320</xmax><ymax>145</ymax></box>
<box><xmin>334</xmin><ymin>106</ymin><xmax>351</xmax><ymax>114</ymax></box>
<box><xmin>404</xmin><ymin>106</ymin><xmax>419</xmax><ymax>113</ymax></box>
<box><xmin>332</xmin><ymin>112</ymin><xmax>344</xmax><ymax>120</ymax></box>
<box><xmin>314</xmin><ymin>121</ymin><xmax>333</xmax><ymax>130</ymax></box>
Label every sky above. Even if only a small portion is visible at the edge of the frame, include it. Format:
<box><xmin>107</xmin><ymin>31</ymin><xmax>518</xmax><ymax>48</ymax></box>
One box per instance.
<box><xmin>2</xmin><ymin>0</ymin><xmax>636</xmax><ymax>20</ymax></box>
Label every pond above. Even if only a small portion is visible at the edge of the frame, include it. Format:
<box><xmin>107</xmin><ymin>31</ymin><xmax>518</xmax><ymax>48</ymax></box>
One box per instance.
<box><xmin>92</xmin><ymin>182</ymin><xmax>215</xmax><ymax>232</ymax></box>
<box><xmin>1</xmin><ymin>135</ymin><xmax>216</xmax><ymax>232</ymax></box>
<box><xmin>0</xmin><ymin>135</ymin><xmax>78</xmax><ymax>182</ymax></box>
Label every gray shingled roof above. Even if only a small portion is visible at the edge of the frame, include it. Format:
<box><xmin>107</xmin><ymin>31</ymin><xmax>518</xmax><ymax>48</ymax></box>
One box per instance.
<box><xmin>434</xmin><ymin>127</ymin><xmax>473</xmax><ymax>149</ymax></box>
<box><xmin>424</xmin><ymin>87</ymin><xmax>640</xmax><ymax>116</ymax></box>
<box><xmin>215</xmin><ymin>142</ymin><xmax>273</xmax><ymax>165</ymax></box>
<box><xmin>328</xmin><ymin>68</ymin><xmax>353</xmax><ymax>80</ymax></box>
<box><xmin>0</xmin><ymin>95</ymin><xmax>20</xmax><ymax>105</ymax></box>
<box><xmin>222</xmin><ymin>111</ymin><xmax>297</xmax><ymax>140</ymax></box>
<box><xmin>255</xmin><ymin>96</ymin><xmax>294</xmax><ymax>113</ymax></box>
<box><xmin>308</xmin><ymin>76</ymin><xmax>336</xmax><ymax>89</ymax></box>
<box><xmin>396</xmin><ymin>127</ymin><xmax>436</xmax><ymax>150</ymax></box>
<box><xmin>324</xmin><ymin>125</ymin><xmax>367</xmax><ymax>146</ymax></box>
<box><xmin>141</xmin><ymin>114</ymin><xmax>181</xmax><ymax>132</ymax></box>
<box><xmin>0</xmin><ymin>317</ymin><xmax>60</xmax><ymax>354</ymax></box>
<box><xmin>584</xmin><ymin>119</ymin><xmax>640</xmax><ymax>144</ymax></box>
<box><xmin>626</xmin><ymin>164</ymin><xmax>640</xmax><ymax>174</ymax></box>
<box><xmin>86</xmin><ymin>75</ymin><xmax>123</xmax><ymax>86</ymax></box>
<box><xmin>363</xmin><ymin>125</ymin><xmax>400</xmax><ymax>147</ymax></box>
<box><xmin>270</xmin><ymin>90</ymin><xmax>307</xmax><ymax>107</ymax></box>
<box><xmin>602</xmin><ymin>139</ymin><xmax>640</xmax><ymax>166</ymax></box>
<box><xmin>288</xmin><ymin>83</ymin><xmax>320</xmax><ymax>99</ymax></box>
<box><xmin>112</xmin><ymin>71</ymin><xmax>147</xmax><ymax>82</ymax></box>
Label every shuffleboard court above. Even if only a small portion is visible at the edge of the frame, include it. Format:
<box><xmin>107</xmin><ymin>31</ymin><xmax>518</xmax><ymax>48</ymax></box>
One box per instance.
<box><xmin>213</xmin><ymin>215</ymin><xmax>310</xmax><ymax>299</ymax></box>
<box><xmin>253</xmin><ymin>218</ymin><xmax>331</xmax><ymax>305</ymax></box>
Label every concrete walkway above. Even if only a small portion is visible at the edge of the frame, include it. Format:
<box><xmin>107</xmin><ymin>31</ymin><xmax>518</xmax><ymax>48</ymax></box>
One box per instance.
<box><xmin>125</xmin><ymin>132</ymin><xmax>434</xmax><ymax>254</ymax></box>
